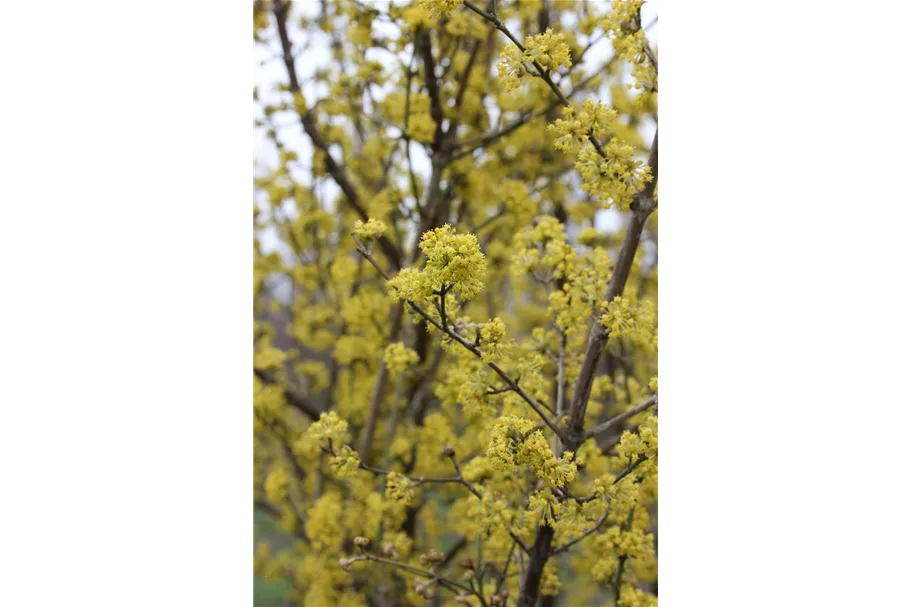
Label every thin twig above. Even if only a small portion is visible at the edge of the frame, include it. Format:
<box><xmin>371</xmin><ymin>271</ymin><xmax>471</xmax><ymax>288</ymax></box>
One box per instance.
<box><xmin>352</xmin><ymin>235</ymin><xmax>565</xmax><ymax>440</ymax></box>
<box><xmin>550</xmin><ymin>508</ymin><xmax>610</xmax><ymax>556</ymax></box>
<box><xmin>350</xmin><ymin>553</ymin><xmax>476</xmax><ymax>595</ymax></box>
<box><xmin>583</xmin><ymin>394</ymin><xmax>657</xmax><ymax>441</ymax></box>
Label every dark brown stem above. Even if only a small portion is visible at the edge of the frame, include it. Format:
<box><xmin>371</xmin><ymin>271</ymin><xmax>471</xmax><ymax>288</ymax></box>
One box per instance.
<box><xmin>565</xmin><ymin>128</ymin><xmax>658</xmax><ymax>449</ymax></box>
<box><xmin>583</xmin><ymin>394</ymin><xmax>657</xmax><ymax>441</ymax></box>
<box><xmin>416</xmin><ymin>30</ymin><xmax>445</xmax><ymax>149</ymax></box>
<box><xmin>272</xmin><ymin>0</ymin><xmax>402</xmax><ymax>268</ymax></box>
<box><xmin>516</xmin><ymin>524</ymin><xmax>554</xmax><ymax>607</ymax></box>
<box><xmin>254</xmin><ymin>368</ymin><xmax>321</xmax><ymax>420</ymax></box>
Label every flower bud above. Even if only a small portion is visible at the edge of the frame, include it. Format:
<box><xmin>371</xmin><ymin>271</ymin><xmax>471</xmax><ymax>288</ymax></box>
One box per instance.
<box><xmin>382</xmin><ymin>542</ymin><xmax>399</xmax><ymax>559</ymax></box>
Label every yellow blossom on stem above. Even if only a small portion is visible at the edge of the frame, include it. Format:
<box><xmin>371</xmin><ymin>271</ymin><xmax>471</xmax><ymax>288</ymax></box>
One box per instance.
<box><xmin>383</xmin><ymin>341</ymin><xmax>419</xmax><ymax>373</ymax></box>
<box><xmin>353</xmin><ymin>217</ymin><xmax>388</xmax><ymax>240</ymax></box>
<box><xmin>308</xmin><ymin>411</ymin><xmax>352</xmax><ymax>445</ymax></box>
<box><xmin>418</xmin><ymin>0</ymin><xmax>464</xmax><ymax>19</ymax></box>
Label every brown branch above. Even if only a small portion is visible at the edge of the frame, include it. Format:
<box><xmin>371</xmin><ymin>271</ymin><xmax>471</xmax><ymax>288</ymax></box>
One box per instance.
<box><xmin>255</xmin><ymin>368</ymin><xmax>321</xmax><ymax>420</ymax></box>
<box><xmin>349</xmin><ymin>553</ymin><xmax>476</xmax><ymax>596</ymax></box>
<box><xmin>353</xmin><ymin>235</ymin><xmax>564</xmax><ymax>440</ymax></box>
<box><xmin>549</xmin><ymin>508</ymin><xmax>609</xmax><ymax>556</ymax></box>
<box><xmin>445</xmin><ymin>448</ymin><xmax>531</xmax><ymax>556</ymax></box>
<box><xmin>272</xmin><ymin>0</ymin><xmax>402</xmax><ymax>269</ymax></box>
<box><xmin>445</xmin><ymin>39</ymin><xmax>483</xmax><ymax>139</ymax></box>
<box><xmin>565</xmin><ymin>128</ymin><xmax>658</xmax><ymax>448</ymax></box>
<box><xmin>450</xmin><ymin>65</ymin><xmax>607</xmax><ymax>162</ymax></box>
<box><xmin>416</xmin><ymin>30</ymin><xmax>445</xmax><ymax>149</ymax></box>
<box><xmin>583</xmin><ymin>394</ymin><xmax>657</xmax><ymax>441</ymax></box>
<box><xmin>441</xmin><ymin>536</ymin><xmax>469</xmax><ymax>568</ymax></box>
<box><xmin>462</xmin><ymin>0</ymin><xmax>610</xmax><ymax>160</ymax></box>
<box><xmin>516</xmin><ymin>524</ymin><xmax>554</xmax><ymax>607</ymax></box>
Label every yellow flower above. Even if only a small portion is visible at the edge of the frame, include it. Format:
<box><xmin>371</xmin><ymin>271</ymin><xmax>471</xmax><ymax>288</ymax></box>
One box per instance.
<box><xmin>418</xmin><ymin>0</ymin><xmax>464</xmax><ymax>19</ymax></box>
<box><xmin>329</xmin><ymin>445</ymin><xmax>361</xmax><ymax>478</ymax></box>
<box><xmin>385</xmin><ymin>472</ymin><xmax>416</xmax><ymax>505</ymax></box>
<box><xmin>406</xmin><ymin>113</ymin><xmax>437</xmax><ymax>144</ymax></box>
<box><xmin>308</xmin><ymin>411</ymin><xmax>351</xmax><ymax>445</ymax></box>
<box><xmin>383</xmin><ymin>342</ymin><xmax>419</xmax><ymax>373</ymax></box>
<box><xmin>524</xmin><ymin>28</ymin><xmax>572</xmax><ymax>72</ymax></box>
<box><xmin>389</xmin><ymin>225</ymin><xmax>487</xmax><ymax>303</ymax></box>
<box><xmin>353</xmin><ymin>217</ymin><xmax>388</xmax><ymax>240</ymax></box>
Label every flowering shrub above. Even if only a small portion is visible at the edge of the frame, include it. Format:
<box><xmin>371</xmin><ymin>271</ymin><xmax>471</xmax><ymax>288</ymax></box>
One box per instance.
<box><xmin>254</xmin><ymin>1</ymin><xmax>658</xmax><ymax>605</ymax></box>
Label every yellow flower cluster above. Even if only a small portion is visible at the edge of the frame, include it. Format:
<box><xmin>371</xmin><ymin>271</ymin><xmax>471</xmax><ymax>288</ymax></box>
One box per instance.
<box><xmin>329</xmin><ymin>445</ymin><xmax>361</xmax><ymax>478</ymax></box>
<box><xmin>540</xmin><ymin>560</ymin><xmax>561</xmax><ymax>596</ymax></box>
<box><xmin>254</xmin><ymin>343</ymin><xmax>286</xmax><ymax>372</ymax></box>
<box><xmin>574</xmin><ymin>139</ymin><xmax>652</xmax><ymax>210</ymax></box>
<box><xmin>599</xmin><ymin>295</ymin><xmax>656</xmax><ymax>348</ymax></box>
<box><xmin>254</xmin><ymin>1</ymin><xmax>659</xmax><ymax>601</ymax></box>
<box><xmin>511</xmin><ymin>216</ymin><xmax>580</xmax><ymax>280</ymax></box>
<box><xmin>617</xmin><ymin>415</ymin><xmax>658</xmax><ymax>463</ymax></box>
<box><xmin>385</xmin><ymin>471</ymin><xmax>416</xmax><ymax>505</ymax></box>
<box><xmin>402</xmin><ymin>4</ymin><xmax>437</xmax><ymax>30</ymax></box>
<box><xmin>418</xmin><ymin>0</ymin><xmax>464</xmax><ymax>19</ymax></box>
<box><xmin>486</xmin><ymin>415</ymin><xmax>577</xmax><ymax>488</ymax></box>
<box><xmin>497</xmin><ymin>28</ymin><xmax>572</xmax><ymax>92</ymax></box>
<box><xmin>305</xmin><ymin>492</ymin><xmax>346</xmax><ymax>550</ymax></box>
<box><xmin>383</xmin><ymin>341</ymin><xmax>419</xmax><ymax>374</ymax></box>
<box><xmin>443</xmin><ymin>10</ymin><xmax>469</xmax><ymax>36</ymax></box>
<box><xmin>308</xmin><ymin>411</ymin><xmax>351</xmax><ymax>445</ymax></box>
<box><xmin>389</xmin><ymin>225</ymin><xmax>486</xmax><ymax>303</ymax></box>
<box><xmin>525</xmin><ymin>28</ymin><xmax>573</xmax><ymax>72</ymax></box>
<box><xmin>479</xmin><ymin>317</ymin><xmax>512</xmax><ymax>363</ymax></box>
<box><xmin>620</xmin><ymin>585</ymin><xmax>659</xmax><ymax>607</ymax></box>
<box><xmin>353</xmin><ymin>217</ymin><xmax>388</xmax><ymax>240</ymax></box>
<box><xmin>406</xmin><ymin>113</ymin><xmax>437</xmax><ymax>144</ymax></box>
<box><xmin>604</xmin><ymin>0</ymin><xmax>657</xmax><ymax>107</ymax></box>
<box><xmin>498</xmin><ymin>179</ymin><xmax>537</xmax><ymax>229</ymax></box>
<box><xmin>527</xmin><ymin>489</ymin><xmax>558</xmax><ymax>525</ymax></box>
<box><xmin>264</xmin><ymin>466</ymin><xmax>289</xmax><ymax>502</ymax></box>
<box><xmin>460</xmin><ymin>489</ymin><xmax>515</xmax><ymax>536</ymax></box>
<box><xmin>548</xmin><ymin>100</ymin><xmax>617</xmax><ymax>152</ymax></box>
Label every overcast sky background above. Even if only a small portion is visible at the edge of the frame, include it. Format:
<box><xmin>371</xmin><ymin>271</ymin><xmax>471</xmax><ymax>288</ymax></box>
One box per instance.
<box><xmin>254</xmin><ymin>0</ymin><xmax>659</xmax><ymax>256</ymax></box>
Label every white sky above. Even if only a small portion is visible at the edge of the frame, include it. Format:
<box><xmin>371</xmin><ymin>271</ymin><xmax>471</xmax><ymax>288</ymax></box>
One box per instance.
<box><xmin>247</xmin><ymin>0</ymin><xmax>664</xmax><ymax>252</ymax></box>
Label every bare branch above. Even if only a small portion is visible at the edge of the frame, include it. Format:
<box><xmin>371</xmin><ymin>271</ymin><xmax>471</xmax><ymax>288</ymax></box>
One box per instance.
<box><xmin>583</xmin><ymin>394</ymin><xmax>657</xmax><ymax>441</ymax></box>
<box><xmin>255</xmin><ymin>368</ymin><xmax>321</xmax><ymax>420</ymax></box>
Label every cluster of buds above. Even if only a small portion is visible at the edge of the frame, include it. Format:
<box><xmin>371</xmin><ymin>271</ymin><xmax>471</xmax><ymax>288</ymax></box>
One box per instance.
<box><xmin>382</xmin><ymin>542</ymin><xmax>399</xmax><ymax>560</ymax></box>
<box><xmin>353</xmin><ymin>536</ymin><xmax>371</xmax><ymax>549</ymax></box>
<box><xmin>459</xmin><ymin>555</ymin><xmax>476</xmax><ymax>581</ymax></box>
<box><xmin>414</xmin><ymin>580</ymin><xmax>435</xmax><ymax>599</ymax></box>
<box><xmin>490</xmin><ymin>589</ymin><xmax>510</xmax><ymax>605</ymax></box>
<box><xmin>419</xmin><ymin>550</ymin><xmax>446</xmax><ymax>566</ymax></box>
